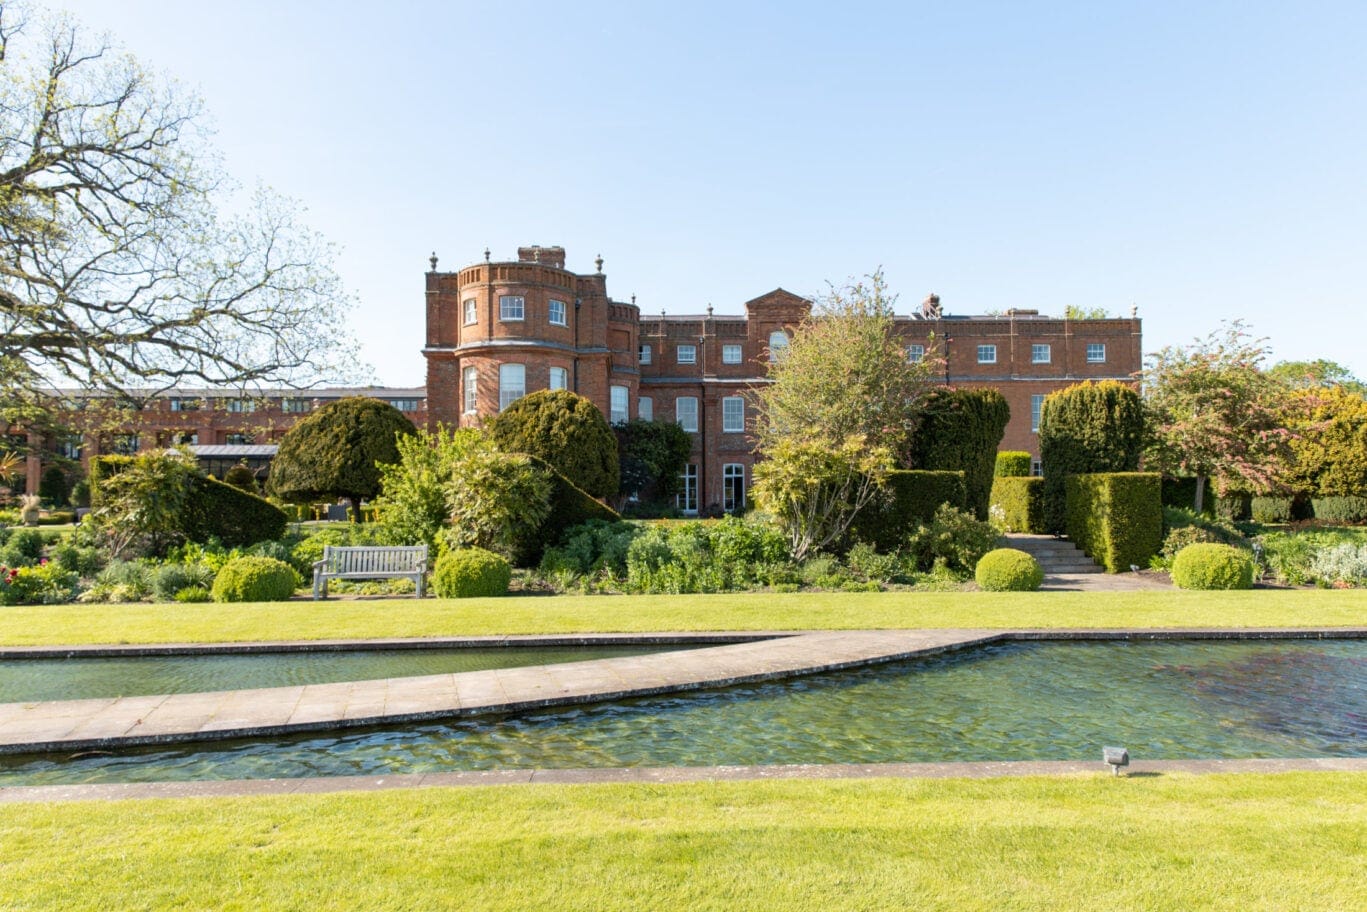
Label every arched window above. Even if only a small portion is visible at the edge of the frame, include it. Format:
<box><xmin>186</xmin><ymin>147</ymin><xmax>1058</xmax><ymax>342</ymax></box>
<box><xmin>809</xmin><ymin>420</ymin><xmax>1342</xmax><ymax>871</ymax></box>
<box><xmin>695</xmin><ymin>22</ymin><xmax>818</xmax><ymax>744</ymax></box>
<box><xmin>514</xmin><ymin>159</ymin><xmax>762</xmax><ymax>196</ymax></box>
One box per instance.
<box><xmin>768</xmin><ymin>330</ymin><xmax>790</xmax><ymax>362</ymax></box>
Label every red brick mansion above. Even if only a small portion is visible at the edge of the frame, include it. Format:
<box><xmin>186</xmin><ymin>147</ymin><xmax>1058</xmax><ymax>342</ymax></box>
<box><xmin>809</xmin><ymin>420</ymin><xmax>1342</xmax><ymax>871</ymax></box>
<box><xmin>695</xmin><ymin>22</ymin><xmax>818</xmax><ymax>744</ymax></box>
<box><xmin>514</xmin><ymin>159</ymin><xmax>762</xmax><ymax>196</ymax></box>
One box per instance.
<box><xmin>424</xmin><ymin>245</ymin><xmax>1142</xmax><ymax>514</ymax></box>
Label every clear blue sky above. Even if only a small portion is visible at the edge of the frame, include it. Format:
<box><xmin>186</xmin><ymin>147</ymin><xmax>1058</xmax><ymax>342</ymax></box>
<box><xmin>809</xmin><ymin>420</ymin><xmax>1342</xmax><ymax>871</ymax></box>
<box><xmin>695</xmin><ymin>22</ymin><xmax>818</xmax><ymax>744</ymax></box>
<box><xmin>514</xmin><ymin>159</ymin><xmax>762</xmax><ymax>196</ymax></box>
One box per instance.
<box><xmin>48</xmin><ymin>0</ymin><xmax>1367</xmax><ymax>386</ymax></box>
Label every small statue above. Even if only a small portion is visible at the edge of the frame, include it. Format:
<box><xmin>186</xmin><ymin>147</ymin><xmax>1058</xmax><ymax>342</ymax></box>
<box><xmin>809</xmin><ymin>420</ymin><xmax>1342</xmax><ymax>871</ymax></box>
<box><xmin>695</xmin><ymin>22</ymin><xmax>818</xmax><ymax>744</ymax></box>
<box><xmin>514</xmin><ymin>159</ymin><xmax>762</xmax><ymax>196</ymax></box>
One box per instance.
<box><xmin>921</xmin><ymin>293</ymin><xmax>942</xmax><ymax>319</ymax></box>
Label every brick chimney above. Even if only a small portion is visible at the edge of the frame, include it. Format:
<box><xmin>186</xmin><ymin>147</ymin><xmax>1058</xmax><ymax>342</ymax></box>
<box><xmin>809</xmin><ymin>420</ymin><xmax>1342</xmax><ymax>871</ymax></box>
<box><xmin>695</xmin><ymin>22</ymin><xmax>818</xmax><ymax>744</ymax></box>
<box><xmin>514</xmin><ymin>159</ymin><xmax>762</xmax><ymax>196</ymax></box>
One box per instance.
<box><xmin>517</xmin><ymin>245</ymin><xmax>566</xmax><ymax>269</ymax></box>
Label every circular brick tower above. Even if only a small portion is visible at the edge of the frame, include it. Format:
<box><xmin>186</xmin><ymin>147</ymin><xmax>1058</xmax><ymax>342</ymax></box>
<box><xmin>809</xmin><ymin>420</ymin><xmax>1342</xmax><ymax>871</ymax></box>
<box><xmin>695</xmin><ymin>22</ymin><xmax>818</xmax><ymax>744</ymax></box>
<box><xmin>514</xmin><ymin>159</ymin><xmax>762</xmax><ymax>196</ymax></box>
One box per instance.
<box><xmin>423</xmin><ymin>246</ymin><xmax>641</xmax><ymax>429</ymax></box>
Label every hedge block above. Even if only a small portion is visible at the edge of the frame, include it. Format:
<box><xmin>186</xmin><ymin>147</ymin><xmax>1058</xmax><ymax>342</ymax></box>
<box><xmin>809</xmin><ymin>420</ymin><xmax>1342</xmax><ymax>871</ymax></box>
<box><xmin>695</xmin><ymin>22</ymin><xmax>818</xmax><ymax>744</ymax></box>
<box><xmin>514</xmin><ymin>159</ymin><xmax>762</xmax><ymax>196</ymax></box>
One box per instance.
<box><xmin>847</xmin><ymin>470</ymin><xmax>966</xmax><ymax>552</ymax></box>
<box><xmin>1064</xmin><ymin>472</ymin><xmax>1162</xmax><ymax>573</ymax></box>
<box><xmin>994</xmin><ymin>451</ymin><xmax>1032</xmax><ymax>478</ymax></box>
<box><xmin>990</xmin><ymin>476</ymin><xmax>1045</xmax><ymax>533</ymax></box>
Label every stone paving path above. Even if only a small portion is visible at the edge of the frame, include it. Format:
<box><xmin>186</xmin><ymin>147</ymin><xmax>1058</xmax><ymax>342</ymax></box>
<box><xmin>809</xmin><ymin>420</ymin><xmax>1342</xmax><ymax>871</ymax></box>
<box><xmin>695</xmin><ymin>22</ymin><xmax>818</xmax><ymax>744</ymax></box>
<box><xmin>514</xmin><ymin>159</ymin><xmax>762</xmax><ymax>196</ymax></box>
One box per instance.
<box><xmin>0</xmin><ymin>629</ymin><xmax>999</xmax><ymax>755</ymax></box>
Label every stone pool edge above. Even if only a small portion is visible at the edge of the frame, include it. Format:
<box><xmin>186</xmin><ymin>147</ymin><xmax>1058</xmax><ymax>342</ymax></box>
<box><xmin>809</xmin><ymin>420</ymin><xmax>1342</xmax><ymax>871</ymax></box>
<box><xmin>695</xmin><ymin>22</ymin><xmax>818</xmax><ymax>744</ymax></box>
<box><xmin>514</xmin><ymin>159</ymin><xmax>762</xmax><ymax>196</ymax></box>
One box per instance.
<box><xmin>2</xmin><ymin>757</ymin><xmax>1364</xmax><ymax>804</ymax></box>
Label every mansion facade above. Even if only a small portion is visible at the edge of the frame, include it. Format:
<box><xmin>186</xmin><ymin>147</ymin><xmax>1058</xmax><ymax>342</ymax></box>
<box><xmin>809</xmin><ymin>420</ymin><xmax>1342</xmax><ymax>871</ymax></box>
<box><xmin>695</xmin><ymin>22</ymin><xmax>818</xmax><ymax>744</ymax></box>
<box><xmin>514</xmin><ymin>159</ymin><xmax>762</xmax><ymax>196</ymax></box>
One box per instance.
<box><xmin>423</xmin><ymin>245</ymin><xmax>1142</xmax><ymax>514</ymax></box>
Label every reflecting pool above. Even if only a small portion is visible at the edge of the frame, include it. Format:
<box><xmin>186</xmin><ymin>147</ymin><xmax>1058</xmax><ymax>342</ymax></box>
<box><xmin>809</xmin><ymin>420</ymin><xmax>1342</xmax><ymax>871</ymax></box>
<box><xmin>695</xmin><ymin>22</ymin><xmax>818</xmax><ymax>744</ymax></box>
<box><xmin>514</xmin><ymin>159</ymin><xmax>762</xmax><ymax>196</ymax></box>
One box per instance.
<box><xmin>1</xmin><ymin>638</ymin><xmax>1362</xmax><ymax>786</ymax></box>
<box><xmin>0</xmin><ymin>645</ymin><xmax>691</xmax><ymax>703</ymax></box>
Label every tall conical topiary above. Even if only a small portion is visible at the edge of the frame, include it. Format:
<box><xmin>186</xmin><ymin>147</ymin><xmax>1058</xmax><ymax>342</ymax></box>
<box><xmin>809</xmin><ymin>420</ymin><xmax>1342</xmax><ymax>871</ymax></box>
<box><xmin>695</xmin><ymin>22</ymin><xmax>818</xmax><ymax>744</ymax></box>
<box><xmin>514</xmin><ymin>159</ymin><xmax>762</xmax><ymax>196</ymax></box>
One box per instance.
<box><xmin>907</xmin><ymin>388</ymin><xmax>1010</xmax><ymax>520</ymax></box>
<box><xmin>1038</xmin><ymin>380</ymin><xmax>1145</xmax><ymax>534</ymax></box>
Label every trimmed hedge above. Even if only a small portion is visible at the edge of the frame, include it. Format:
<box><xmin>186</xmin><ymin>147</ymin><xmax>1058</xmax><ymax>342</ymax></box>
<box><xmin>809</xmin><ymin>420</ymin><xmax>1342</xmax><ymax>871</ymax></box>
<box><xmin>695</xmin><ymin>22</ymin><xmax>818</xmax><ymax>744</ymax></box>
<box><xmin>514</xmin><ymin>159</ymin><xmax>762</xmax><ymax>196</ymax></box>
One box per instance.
<box><xmin>907</xmin><ymin>388</ymin><xmax>1009</xmax><ymax>520</ymax></box>
<box><xmin>488</xmin><ymin>390</ymin><xmax>620</xmax><ymax>499</ymax></box>
<box><xmin>846</xmin><ymin>470</ymin><xmax>966</xmax><ymax>552</ymax></box>
<box><xmin>1311</xmin><ymin>495</ymin><xmax>1367</xmax><ymax>524</ymax></box>
<box><xmin>90</xmin><ymin>456</ymin><xmax>287</xmax><ymax>548</ymax></box>
<box><xmin>974</xmin><ymin>548</ymin><xmax>1043</xmax><ymax>591</ymax></box>
<box><xmin>1064</xmin><ymin>472</ymin><xmax>1162</xmax><ymax>573</ymax></box>
<box><xmin>1249</xmin><ymin>495</ymin><xmax>1311</xmax><ymax>525</ymax></box>
<box><xmin>433</xmin><ymin>547</ymin><xmax>511</xmax><ymax>598</ymax></box>
<box><xmin>989</xmin><ymin>476</ymin><xmax>1045</xmax><ymax>533</ymax></box>
<box><xmin>994</xmin><ymin>451</ymin><xmax>1032</xmax><ymax>478</ymax></box>
<box><xmin>1171</xmin><ymin>542</ymin><xmax>1255</xmax><ymax>590</ymax></box>
<box><xmin>1038</xmin><ymin>381</ymin><xmax>1144</xmax><ymax>533</ymax></box>
<box><xmin>210</xmin><ymin>556</ymin><xmax>299</xmax><ymax>602</ymax></box>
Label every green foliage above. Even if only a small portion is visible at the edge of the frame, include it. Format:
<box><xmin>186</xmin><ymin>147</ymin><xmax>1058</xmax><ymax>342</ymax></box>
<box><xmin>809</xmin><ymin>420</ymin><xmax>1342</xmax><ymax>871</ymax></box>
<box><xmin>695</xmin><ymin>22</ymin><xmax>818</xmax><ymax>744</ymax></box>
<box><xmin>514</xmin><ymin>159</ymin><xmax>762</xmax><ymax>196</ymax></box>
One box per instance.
<box><xmin>1284</xmin><ymin>386</ymin><xmax>1367</xmax><ymax>497</ymax></box>
<box><xmin>0</xmin><ymin>528</ymin><xmax>45</xmax><ymax>567</ymax></box>
<box><xmin>1311</xmin><ymin>496</ymin><xmax>1367</xmax><ymax>524</ymax></box>
<box><xmin>443</xmin><ymin>446</ymin><xmax>552</xmax><ymax>559</ymax></box>
<box><xmin>152</xmin><ymin>563</ymin><xmax>217</xmax><ymax>601</ymax></box>
<box><xmin>753</xmin><ymin>271</ymin><xmax>940</xmax><ymax>468</ymax></box>
<box><xmin>432</xmin><ymin>547</ymin><xmax>511</xmax><ymax>598</ymax></box>
<box><xmin>623</xmin><ymin>518</ymin><xmax>791</xmax><ymax>593</ymax></box>
<box><xmin>1064</xmin><ymin>305</ymin><xmax>1112</xmax><ymax>319</ymax></box>
<box><xmin>907</xmin><ymin>388</ymin><xmax>1010</xmax><ymax>520</ymax></box>
<box><xmin>487</xmin><ymin>390</ymin><xmax>620</xmax><ymax>499</ymax></box>
<box><xmin>974</xmin><ymin>548</ymin><xmax>1044</xmax><ymax>591</ymax></box>
<box><xmin>269</xmin><ymin>397</ymin><xmax>417</xmax><ymax>519</ymax></box>
<box><xmin>531</xmin><ymin>456</ymin><xmax>621</xmax><ymax>566</ymax></box>
<box><xmin>222</xmin><ymin>463</ymin><xmax>258</xmax><ymax>493</ymax></box>
<box><xmin>80</xmin><ymin>560</ymin><xmax>154</xmax><ymax>603</ymax></box>
<box><xmin>38</xmin><ymin>466</ymin><xmax>69</xmax><ymax>506</ymax></box>
<box><xmin>173</xmin><ymin>586</ymin><xmax>212</xmax><ymax>603</ymax></box>
<box><xmin>1039</xmin><ymin>380</ymin><xmax>1144</xmax><ymax>533</ymax></box>
<box><xmin>88</xmin><ymin>453</ymin><xmax>197</xmax><ymax>558</ymax></box>
<box><xmin>50</xmin><ymin>539</ymin><xmax>106</xmax><ymax>576</ymax></box>
<box><xmin>1267</xmin><ymin>359</ymin><xmax>1366</xmax><ymax>395</ymax></box>
<box><xmin>751</xmin><ymin>435</ymin><xmax>892</xmax><ymax>561</ymax></box>
<box><xmin>1249</xmin><ymin>495</ymin><xmax>1301</xmax><ymax>524</ymax></box>
<box><xmin>538</xmin><ymin>520</ymin><xmax>643</xmax><ymax>586</ymax></box>
<box><xmin>0</xmin><ymin>561</ymin><xmax>79</xmax><ymax>605</ymax></box>
<box><xmin>1171</xmin><ymin>543</ymin><xmax>1255</xmax><ymax>590</ymax></box>
<box><xmin>994</xmin><ymin>451</ymin><xmax>1032</xmax><ymax>477</ymax></box>
<box><xmin>904</xmin><ymin>504</ymin><xmax>1002</xmax><ymax>577</ymax></box>
<box><xmin>210</xmin><ymin>556</ymin><xmax>300</xmax><ymax>602</ymax></box>
<box><xmin>1256</xmin><ymin>529</ymin><xmax>1367</xmax><ymax>585</ymax></box>
<box><xmin>71</xmin><ymin>479</ymin><xmax>91</xmax><ymax>508</ymax></box>
<box><xmin>374</xmin><ymin>427</ymin><xmax>484</xmax><ymax>551</ymax></box>
<box><xmin>989</xmin><ymin>477</ymin><xmax>1045</xmax><ymax>534</ymax></box>
<box><xmin>846</xmin><ymin>470</ymin><xmax>966</xmax><ymax>552</ymax></box>
<box><xmin>615</xmin><ymin>419</ymin><xmax>693</xmax><ymax>502</ymax></box>
<box><xmin>1142</xmin><ymin>323</ymin><xmax>1291</xmax><ymax>513</ymax></box>
<box><xmin>1306</xmin><ymin>542</ymin><xmax>1367</xmax><ymax>587</ymax></box>
<box><xmin>1064</xmin><ymin>473</ymin><xmax>1162</xmax><ymax>573</ymax></box>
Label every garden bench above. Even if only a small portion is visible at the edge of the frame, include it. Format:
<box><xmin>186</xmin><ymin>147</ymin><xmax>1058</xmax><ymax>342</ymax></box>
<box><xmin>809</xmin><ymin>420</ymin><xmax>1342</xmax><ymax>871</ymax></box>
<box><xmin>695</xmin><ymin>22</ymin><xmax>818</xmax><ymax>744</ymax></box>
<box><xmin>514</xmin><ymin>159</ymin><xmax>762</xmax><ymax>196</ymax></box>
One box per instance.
<box><xmin>312</xmin><ymin>545</ymin><xmax>428</xmax><ymax>599</ymax></box>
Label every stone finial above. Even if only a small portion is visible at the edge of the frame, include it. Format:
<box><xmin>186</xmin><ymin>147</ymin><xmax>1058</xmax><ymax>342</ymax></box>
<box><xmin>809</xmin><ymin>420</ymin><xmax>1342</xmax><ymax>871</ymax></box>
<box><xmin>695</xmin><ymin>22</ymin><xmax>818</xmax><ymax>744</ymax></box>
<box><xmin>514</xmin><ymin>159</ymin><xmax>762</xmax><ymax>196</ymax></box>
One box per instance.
<box><xmin>921</xmin><ymin>293</ymin><xmax>942</xmax><ymax>319</ymax></box>
<box><xmin>706</xmin><ymin>302</ymin><xmax>714</xmax><ymax>317</ymax></box>
<box><xmin>595</xmin><ymin>253</ymin><xmax>604</xmax><ymax>273</ymax></box>
<box><xmin>631</xmin><ymin>294</ymin><xmax>637</xmax><ymax>305</ymax></box>
<box><xmin>484</xmin><ymin>247</ymin><xmax>491</xmax><ymax>263</ymax></box>
<box><xmin>428</xmin><ymin>252</ymin><xmax>438</xmax><ymax>273</ymax></box>
<box><xmin>1131</xmin><ymin>304</ymin><xmax>1138</xmax><ymax>318</ymax></box>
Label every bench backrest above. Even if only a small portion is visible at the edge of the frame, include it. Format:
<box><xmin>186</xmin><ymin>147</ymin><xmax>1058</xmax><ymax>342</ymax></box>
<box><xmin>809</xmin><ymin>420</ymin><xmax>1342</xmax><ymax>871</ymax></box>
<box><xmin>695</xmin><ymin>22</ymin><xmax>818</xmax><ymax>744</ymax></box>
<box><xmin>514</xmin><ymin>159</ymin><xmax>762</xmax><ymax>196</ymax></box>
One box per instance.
<box><xmin>320</xmin><ymin>545</ymin><xmax>428</xmax><ymax>574</ymax></box>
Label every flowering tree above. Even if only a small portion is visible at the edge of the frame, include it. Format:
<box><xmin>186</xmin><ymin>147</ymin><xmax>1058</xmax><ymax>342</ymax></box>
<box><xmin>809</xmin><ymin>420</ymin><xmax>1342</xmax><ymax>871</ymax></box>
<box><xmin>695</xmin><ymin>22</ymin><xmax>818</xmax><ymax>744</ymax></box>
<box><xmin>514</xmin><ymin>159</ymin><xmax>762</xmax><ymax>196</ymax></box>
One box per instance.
<box><xmin>1141</xmin><ymin>323</ymin><xmax>1292</xmax><ymax>513</ymax></box>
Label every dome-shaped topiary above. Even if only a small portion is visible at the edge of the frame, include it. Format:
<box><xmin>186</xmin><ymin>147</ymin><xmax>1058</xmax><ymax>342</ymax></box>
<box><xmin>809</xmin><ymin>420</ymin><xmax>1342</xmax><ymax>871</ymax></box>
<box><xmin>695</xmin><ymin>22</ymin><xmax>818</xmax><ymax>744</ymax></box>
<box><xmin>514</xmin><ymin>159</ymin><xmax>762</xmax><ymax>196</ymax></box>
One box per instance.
<box><xmin>211</xmin><ymin>556</ymin><xmax>301</xmax><ymax>602</ymax></box>
<box><xmin>974</xmin><ymin>548</ymin><xmax>1044</xmax><ymax>591</ymax></box>
<box><xmin>433</xmin><ymin>547</ymin><xmax>512</xmax><ymax>598</ymax></box>
<box><xmin>486</xmin><ymin>389</ymin><xmax>619</xmax><ymax>499</ymax></box>
<box><xmin>1170</xmin><ymin>542</ymin><xmax>1255</xmax><ymax>590</ymax></box>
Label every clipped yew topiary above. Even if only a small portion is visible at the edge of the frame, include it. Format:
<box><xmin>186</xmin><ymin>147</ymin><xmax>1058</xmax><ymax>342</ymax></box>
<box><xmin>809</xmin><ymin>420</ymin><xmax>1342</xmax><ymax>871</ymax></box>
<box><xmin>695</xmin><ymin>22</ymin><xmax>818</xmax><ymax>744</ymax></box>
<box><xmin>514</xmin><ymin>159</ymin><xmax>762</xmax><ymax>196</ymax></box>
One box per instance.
<box><xmin>269</xmin><ymin>397</ymin><xmax>417</xmax><ymax>522</ymax></box>
<box><xmin>1311</xmin><ymin>495</ymin><xmax>1367</xmax><ymax>524</ymax></box>
<box><xmin>1064</xmin><ymin>472</ymin><xmax>1162</xmax><ymax>573</ymax></box>
<box><xmin>223</xmin><ymin>462</ymin><xmax>258</xmax><ymax>493</ymax></box>
<box><xmin>487</xmin><ymin>389</ymin><xmax>620</xmax><ymax>500</ymax></box>
<box><xmin>907</xmin><ymin>388</ymin><xmax>1009</xmax><ymax>520</ymax></box>
<box><xmin>995</xmin><ymin>451</ymin><xmax>1032</xmax><ymax>478</ymax></box>
<box><xmin>845</xmin><ymin>469</ymin><xmax>966</xmax><ymax>552</ymax></box>
<box><xmin>433</xmin><ymin>547</ymin><xmax>511</xmax><ymax>598</ymax></box>
<box><xmin>210</xmin><ymin>556</ymin><xmax>300</xmax><ymax>602</ymax></box>
<box><xmin>1039</xmin><ymin>380</ymin><xmax>1144</xmax><ymax>534</ymax></box>
<box><xmin>1171</xmin><ymin>542</ymin><xmax>1255</xmax><ymax>590</ymax></box>
<box><xmin>990</xmin><ymin>476</ymin><xmax>1045</xmax><ymax>533</ymax></box>
<box><xmin>975</xmin><ymin>548</ymin><xmax>1044</xmax><ymax>591</ymax></box>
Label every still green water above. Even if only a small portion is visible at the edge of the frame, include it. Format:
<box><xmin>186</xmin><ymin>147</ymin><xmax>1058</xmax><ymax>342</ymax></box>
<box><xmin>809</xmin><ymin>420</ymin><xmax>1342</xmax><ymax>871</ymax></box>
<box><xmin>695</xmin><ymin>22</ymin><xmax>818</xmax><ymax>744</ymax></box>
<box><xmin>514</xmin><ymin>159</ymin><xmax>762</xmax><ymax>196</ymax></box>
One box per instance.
<box><xmin>1</xmin><ymin>639</ymin><xmax>1362</xmax><ymax>785</ymax></box>
<box><xmin>0</xmin><ymin>645</ymin><xmax>687</xmax><ymax>702</ymax></box>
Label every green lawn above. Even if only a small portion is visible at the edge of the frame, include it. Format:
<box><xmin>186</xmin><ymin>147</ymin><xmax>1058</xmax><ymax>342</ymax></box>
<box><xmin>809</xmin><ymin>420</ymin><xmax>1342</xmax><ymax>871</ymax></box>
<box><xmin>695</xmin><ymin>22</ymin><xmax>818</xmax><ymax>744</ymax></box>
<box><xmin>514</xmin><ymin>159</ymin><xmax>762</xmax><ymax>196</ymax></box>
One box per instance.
<box><xmin>2</xmin><ymin>773</ymin><xmax>1362</xmax><ymax>911</ymax></box>
<box><xmin>0</xmin><ymin>589</ymin><xmax>1362</xmax><ymax>646</ymax></box>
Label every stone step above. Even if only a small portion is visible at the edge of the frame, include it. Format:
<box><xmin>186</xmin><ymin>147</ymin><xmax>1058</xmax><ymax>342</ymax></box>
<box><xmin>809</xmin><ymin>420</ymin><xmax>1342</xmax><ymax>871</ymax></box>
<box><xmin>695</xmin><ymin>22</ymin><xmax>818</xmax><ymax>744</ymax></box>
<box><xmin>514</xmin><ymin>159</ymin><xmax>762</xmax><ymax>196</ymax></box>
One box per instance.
<box><xmin>1000</xmin><ymin>535</ymin><xmax>1103</xmax><ymax>574</ymax></box>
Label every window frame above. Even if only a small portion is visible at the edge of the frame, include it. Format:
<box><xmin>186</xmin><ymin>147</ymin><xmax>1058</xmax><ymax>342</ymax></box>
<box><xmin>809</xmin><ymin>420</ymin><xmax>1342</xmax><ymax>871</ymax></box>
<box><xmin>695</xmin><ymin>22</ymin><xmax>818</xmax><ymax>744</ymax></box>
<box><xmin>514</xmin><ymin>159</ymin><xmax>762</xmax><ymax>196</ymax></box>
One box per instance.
<box><xmin>721</xmin><ymin>396</ymin><xmax>744</xmax><ymax>433</ymax></box>
<box><xmin>499</xmin><ymin>363</ymin><xmax>526</xmax><ymax>412</ymax></box>
<box><xmin>548</xmin><ymin>299</ymin><xmax>567</xmax><ymax>326</ymax></box>
<box><xmin>768</xmin><ymin>330</ymin><xmax>790</xmax><ymax>362</ymax></box>
<box><xmin>639</xmin><ymin>344</ymin><xmax>652</xmax><ymax>365</ymax></box>
<box><xmin>722</xmin><ymin>463</ymin><xmax>746</xmax><ymax>513</ymax></box>
<box><xmin>463</xmin><ymin>298</ymin><xmax>478</xmax><ymax>325</ymax></box>
<box><xmin>977</xmin><ymin>344</ymin><xmax>997</xmax><ymax>364</ymax></box>
<box><xmin>549</xmin><ymin>366</ymin><xmax>568</xmax><ymax>391</ymax></box>
<box><xmin>1031</xmin><ymin>343</ymin><xmax>1051</xmax><ymax>364</ymax></box>
<box><xmin>676</xmin><ymin>344</ymin><xmax>697</xmax><ymax>365</ymax></box>
<box><xmin>638</xmin><ymin>396</ymin><xmax>653</xmax><ymax>421</ymax></box>
<box><xmin>675</xmin><ymin>396</ymin><xmax>699</xmax><ymax>433</ymax></box>
<box><xmin>677</xmin><ymin>464</ymin><xmax>698</xmax><ymax>515</ymax></box>
<box><xmin>721</xmin><ymin>343</ymin><xmax>743</xmax><ymax>365</ymax></box>
<box><xmin>499</xmin><ymin>295</ymin><xmax>525</xmax><ymax>322</ymax></box>
<box><xmin>1086</xmin><ymin>343</ymin><xmax>1107</xmax><ymax>363</ymax></box>
<box><xmin>463</xmin><ymin>366</ymin><xmax>478</xmax><ymax>413</ymax></box>
<box><xmin>1031</xmin><ymin>394</ymin><xmax>1045</xmax><ymax>433</ymax></box>
<box><xmin>906</xmin><ymin>344</ymin><xmax>925</xmax><ymax>363</ymax></box>
<box><xmin>609</xmin><ymin>385</ymin><xmax>629</xmax><ymax>424</ymax></box>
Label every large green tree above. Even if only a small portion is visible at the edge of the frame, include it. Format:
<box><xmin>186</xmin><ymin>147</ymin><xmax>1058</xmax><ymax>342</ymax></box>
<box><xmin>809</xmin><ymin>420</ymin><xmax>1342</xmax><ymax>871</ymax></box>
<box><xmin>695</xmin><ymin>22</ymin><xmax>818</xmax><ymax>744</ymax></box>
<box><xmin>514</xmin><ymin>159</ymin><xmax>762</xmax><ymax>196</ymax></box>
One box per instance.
<box><xmin>614</xmin><ymin>418</ymin><xmax>692</xmax><ymax>507</ymax></box>
<box><xmin>752</xmin><ymin>271</ymin><xmax>939</xmax><ymax>467</ymax></box>
<box><xmin>1267</xmin><ymin>360</ymin><xmax>1366</xmax><ymax>397</ymax></box>
<box><xmin>0</xmin><ymin>4</ymin><xmax>359</xmax><ymax>399</ymax></box>
<box><xmin>269</xmin><ymin>398</ymin><xmax>416</xmax><ymax>521</ymax></box>
<box><xmin>1141</xmin><ymin>323</ymin><xmax>1291</xmax><ymax>514</ymax></box>
<box><xmin>1283</xmin><ymin>385</ymin><xmax>1367</xmax><ymax>497</ymax></box>
<box><xmin>486</xmin><ymin>390</ymin><xmax>619</xmax><ymax>499</ymax></box>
